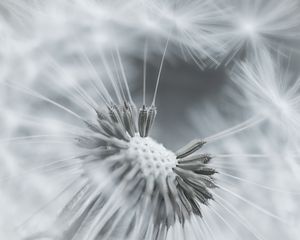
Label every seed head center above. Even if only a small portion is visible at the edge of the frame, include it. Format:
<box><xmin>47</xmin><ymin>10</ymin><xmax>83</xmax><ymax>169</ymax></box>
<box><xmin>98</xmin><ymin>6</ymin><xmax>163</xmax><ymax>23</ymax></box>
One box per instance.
<box><xmin>126</xmin><ymin>135</ymin><xmax>177</xmax><ymax>178</ymax></box>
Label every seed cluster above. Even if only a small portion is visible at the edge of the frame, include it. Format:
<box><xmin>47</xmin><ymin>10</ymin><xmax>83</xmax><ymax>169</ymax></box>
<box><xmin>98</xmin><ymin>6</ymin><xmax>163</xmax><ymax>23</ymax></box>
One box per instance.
<box><xmin>126</xmin><ymin>135</ymin><xmax>176</xmax><ymax>178</ymax></box>
<box><xmin>66</xmin><ymin>101</ymin><xmax>217</xmax><ymax>239</ymax></box>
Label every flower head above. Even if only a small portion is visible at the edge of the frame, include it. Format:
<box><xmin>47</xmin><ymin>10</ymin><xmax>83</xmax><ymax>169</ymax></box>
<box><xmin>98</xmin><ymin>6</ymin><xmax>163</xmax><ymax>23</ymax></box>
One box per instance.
<box><xmin>1</xmin><ymin>1</ymin><xmax>300</xmax><ymax>240</ymax></box>
<box><xmin>49</xmin><ymin>82</ymin><xmax>217</xmax><ymax>239</ymax></box>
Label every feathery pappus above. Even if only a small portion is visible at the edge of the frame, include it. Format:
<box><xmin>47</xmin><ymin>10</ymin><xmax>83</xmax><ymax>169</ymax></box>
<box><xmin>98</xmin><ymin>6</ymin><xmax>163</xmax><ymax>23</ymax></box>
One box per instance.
<box><xmin>214</xmin><ymin>0</ymin><xmax>300</xmax><ymax>64</ymax></box>
<box><xmin>231</xmin><ymin>49</ymin><xmax>300</xmax><ymax>142</ymax></box>
<box><xmin>9</xmin><ymin>43</ymin><xmax>220</xmax><ymax>240</ymax></box>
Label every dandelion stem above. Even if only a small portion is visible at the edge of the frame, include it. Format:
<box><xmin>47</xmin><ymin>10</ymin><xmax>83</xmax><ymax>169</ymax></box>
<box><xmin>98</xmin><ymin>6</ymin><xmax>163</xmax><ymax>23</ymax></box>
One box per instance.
<box><xmin>116</xmin><ymin>46</ymin><xmax>134</xmax><ymax>104</ymax></box>
<box><xmin>214</xmin><ymin>153</ymin><xmax>268</xmax><ymax>158</ymax></box>
<box><xmin>143</xmin><ymin>39</ymin><xmax>148</xmax><ymax>106</ymax></box>
<box><xmin>151</xmin><ymin>35</ymin><xmax>170</xmax><ymax>106</ymax></box>
<box><xmin>205</xmin><ymin>115</ymin><xmax>265</xmax><ymax>142</ymax></box>
<box><xmin>218</xmin><ymin>172</ymin><xmax>300</xmax><ymax>194</ymax></box>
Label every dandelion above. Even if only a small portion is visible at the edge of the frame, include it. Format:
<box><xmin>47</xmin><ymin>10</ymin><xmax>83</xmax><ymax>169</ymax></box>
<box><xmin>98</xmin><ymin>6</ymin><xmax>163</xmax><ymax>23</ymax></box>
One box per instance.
<box><xmin>54</xmin><ymin>96</ymin><xmax>216</xmax><ymax>239</ymax></box>
<box><xmin>3</xmin><ymin>47</ymin><xmax>295</xmax><ymax>240</ymax></box>
<box><xmin>1</xmin><ymin>0</ymin><xmax>300</xmax><ymax>240</ymax></box>
<box><xmin>0</xmin><ymin>40</ymin><xmax>222</xmax><ymax>240</ymax></box>
<box><xmin>0</xmin><ymin>14</ymin><xmax>222</xmax><ymax>235</ymax></box>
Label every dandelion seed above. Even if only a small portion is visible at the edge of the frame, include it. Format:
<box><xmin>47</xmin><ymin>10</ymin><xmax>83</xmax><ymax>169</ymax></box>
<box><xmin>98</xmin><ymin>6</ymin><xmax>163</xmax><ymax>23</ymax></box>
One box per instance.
<box><xmin>216</xmin><ymin>0</ymin><xmax>300</xmax><ymax>63</ymax></box>
<box><xmin>231</xmin><ymin>49</ymin><xmax>300</xmax><ymax>142</ymax></box>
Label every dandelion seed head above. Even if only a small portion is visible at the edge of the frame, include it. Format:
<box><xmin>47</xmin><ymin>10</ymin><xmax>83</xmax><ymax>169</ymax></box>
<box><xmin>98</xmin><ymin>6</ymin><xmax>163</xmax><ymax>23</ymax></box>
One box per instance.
<box><xmin>126</xmin><ymin>135</ymin><xmax>176</xmax><ymax>178</ymax></box>
<box><xmin>65</xmin><ymin>100</ymin><xmax>217</xmax><ymax>239</ymax></box>
<box><xmin>3</xmin><ymin>1</ymin><xmax>300</xmax><ymax>239</ymax></box>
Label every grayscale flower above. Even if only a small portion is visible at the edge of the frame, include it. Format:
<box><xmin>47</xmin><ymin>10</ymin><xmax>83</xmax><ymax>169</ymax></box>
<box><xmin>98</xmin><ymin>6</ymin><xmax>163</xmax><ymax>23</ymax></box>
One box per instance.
<box><xmin>1</xmin><ymin>0</ymin><xmax>300</xmax><ymax>240</ymax></box>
